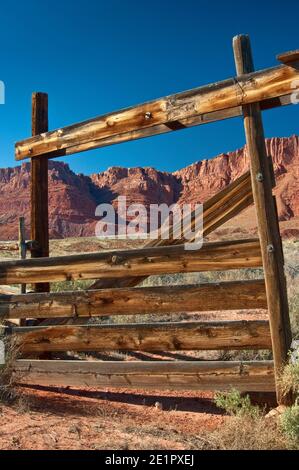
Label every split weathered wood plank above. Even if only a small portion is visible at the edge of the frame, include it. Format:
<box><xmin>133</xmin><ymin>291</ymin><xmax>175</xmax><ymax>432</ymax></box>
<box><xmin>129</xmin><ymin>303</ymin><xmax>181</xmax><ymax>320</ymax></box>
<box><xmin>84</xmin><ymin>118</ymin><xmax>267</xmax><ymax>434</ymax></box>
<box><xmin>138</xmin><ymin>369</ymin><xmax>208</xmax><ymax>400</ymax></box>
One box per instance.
<box><xmin>0</xmin><ymin>279</ymin><xmax>266</xmax><ymax>319</ymax></box>
<box><xmin>11</xmin><ymin>320</ymin><xmax>271</xmax><ymax>353</ymax></box>
<box><xmin>15</xmin><ymin>59</ymin><xmax>299</xmax><ymax>160</ymax></box>
<box><xmin>14</xmin><ymin>360</ymin><xmax>276</xmax><ymax>392</ymax></box>
<box><xmin>0</xmin><ymin>238</ymin><xmax>261</xmax><ymax>285</ymax></box>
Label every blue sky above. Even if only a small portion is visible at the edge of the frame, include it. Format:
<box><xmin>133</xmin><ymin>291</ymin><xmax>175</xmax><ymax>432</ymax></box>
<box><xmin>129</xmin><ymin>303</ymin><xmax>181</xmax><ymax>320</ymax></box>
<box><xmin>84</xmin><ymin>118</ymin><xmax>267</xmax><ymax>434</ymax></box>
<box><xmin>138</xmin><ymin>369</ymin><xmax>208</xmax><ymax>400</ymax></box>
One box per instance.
<box><xmin>0</xmin><ymin>0</ymin><xmax>298</xmax><ymax>175</ymax></box>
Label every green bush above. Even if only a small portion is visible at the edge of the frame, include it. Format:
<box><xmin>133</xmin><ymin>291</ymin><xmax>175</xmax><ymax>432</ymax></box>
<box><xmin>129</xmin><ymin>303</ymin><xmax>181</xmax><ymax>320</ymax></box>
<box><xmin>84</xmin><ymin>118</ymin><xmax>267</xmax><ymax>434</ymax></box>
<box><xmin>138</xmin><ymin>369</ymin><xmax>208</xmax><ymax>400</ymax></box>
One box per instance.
<box><xmin>214</xmin><ymin>389</ymin><xmax>260</xmax><ymax>418</ymax></box>
<box><xmin>206</xmin><ymin>414</ymin><xmax>288</xmax><ymax>450</ymax></box>
<box><xmin>280</xmin><ymin>402</ymin><xmax>299</xmax><ymax>442</ymax></box>
<box><xmin>279</xmin><ymin>361</ymin><xmax>299</xmax><ymax>397</ymax></box>
<box><xmin>279</xmin><ymin>360</ymin><xmax>299</xmax><ymax>444</ymax></box>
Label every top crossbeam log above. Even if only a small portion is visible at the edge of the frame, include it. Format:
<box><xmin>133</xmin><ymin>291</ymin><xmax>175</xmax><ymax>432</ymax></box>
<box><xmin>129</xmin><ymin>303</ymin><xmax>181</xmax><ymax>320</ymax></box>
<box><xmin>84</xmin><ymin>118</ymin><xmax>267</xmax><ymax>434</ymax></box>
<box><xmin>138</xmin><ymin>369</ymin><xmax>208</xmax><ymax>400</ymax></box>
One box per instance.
<box><xmin>15</xmin><ymin>53</ymin><xmax>299</xmax><ymax>161</ymax></box>
<box><xmin>277</xmin><ymin>50</ymin><xmax>299</xmax><ymax>65</ymax></box>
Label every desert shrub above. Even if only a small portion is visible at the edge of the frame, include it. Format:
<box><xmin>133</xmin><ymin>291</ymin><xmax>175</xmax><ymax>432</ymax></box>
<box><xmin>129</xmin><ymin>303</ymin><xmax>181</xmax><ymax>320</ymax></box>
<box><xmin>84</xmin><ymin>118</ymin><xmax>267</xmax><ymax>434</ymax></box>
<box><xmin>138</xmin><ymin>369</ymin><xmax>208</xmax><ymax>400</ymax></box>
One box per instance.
<box><xmin>211</xmin><ymin>389</ymin><xmax>295</xmax><ymax>449</ymax></box>
<box><xmin>110</xmin><ymin>311</ymin><xmax>188</xmax><ymax>325</ymax></box>
<box><xmin>280</xmin><ymin>402</ymin><xmax>299</xmax><ymax>442</ymax></box>
<box><xmin>141</xmin><ymin>268</ymin><xmax>264</xmax><ymax>288</ymax></box>
<box><xmin>206</xmin><ymin>414</ymin><xmax>288</xmax><ymax>450</ymax></box>
<box><xmin>222</xmin><ymin>349</ymin><xmax>273</xmax><ymax>362</ymax></box>
<box><xmin>278</xmin><ymin>361</ymin><xmax>299</xmax><ymax>444</ymax></box>
<box><xmin>201</xmin><ymin>268</ymin><xmax>264</xmax><ymax>283</ymax></box>
<box><xmin>283</xmin><ymin>240</ymin><xmax>299</xmax><ymax>337</ymax></box>
<box><xmin>214</xmin><ymin>389</ymin><xmax>260</xmax><ymax>418</ymax></box>
<box><xmin>0</xmin><ymin>333</ymin><xmax>21</xmax><ymax>403</ymax></box>
<box><xmin>51</xmin><ymin>279</ymin><xmax>93</xmax><ymax>292</ymax></box>
<box><xmin>279</xmin><ymin>361</ymin><xmax>299</xmax><ymax>397</ymax></box>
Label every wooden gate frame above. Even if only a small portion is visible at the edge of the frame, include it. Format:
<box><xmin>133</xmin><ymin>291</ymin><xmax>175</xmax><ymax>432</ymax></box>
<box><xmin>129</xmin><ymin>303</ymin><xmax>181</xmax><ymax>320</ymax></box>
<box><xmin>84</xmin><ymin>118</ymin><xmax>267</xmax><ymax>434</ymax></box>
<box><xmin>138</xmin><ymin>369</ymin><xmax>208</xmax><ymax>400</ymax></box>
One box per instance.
<box><xmin>1</xmin><ymin>35</ymin><xmax>298</xmax><ymax>404</ymax></box>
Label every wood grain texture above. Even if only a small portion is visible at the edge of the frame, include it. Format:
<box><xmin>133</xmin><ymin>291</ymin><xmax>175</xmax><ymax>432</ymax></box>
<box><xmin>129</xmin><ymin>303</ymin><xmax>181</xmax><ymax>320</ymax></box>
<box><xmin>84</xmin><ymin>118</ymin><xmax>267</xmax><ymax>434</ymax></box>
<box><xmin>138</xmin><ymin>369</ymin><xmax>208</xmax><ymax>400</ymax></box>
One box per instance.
<box><xmin>31</xmin><ymin>92</ymin><xmax>50</xmax><ymax>293</ymax></box>
<box><xmin>14</xmin><ymin>97</ymin><xmax>292</xmax><ymax>161</ymax></box>
<box><xmin>14</xmin><ymin>360</ymin><xmax>275</xmax><ymax>392</ymax></box>
<box><xmin>18</xmin><ymin>217</ymin><xmax>26</xmax><ymax>295</ymax></box>
<box><xmin>39</xmin><ymin>95</ymin><xmax>294</xmax><ymax>156</ymax></box>
<box><xmin>12</xmin><ymin>320</ymin><xmax>271</xmax><ymax>353</ymax></box>
<box><xmin>0</xmin><ymin>238</ymin><xmax>261</xmax><ymax>285</ymax></box>
<box><xmin>0</xmin><ymin>280</ymin><xmax>267</xmax><ymax>319</ymax></box>
<box><xmin>15</xmin><ymin>61</ymin><xmax>299</xmax><ymax>160</ymax></box>
<box><xmin>233</xmin><ymin>35</ymin><xmax>292</xmax><ymax>404</ymax></box>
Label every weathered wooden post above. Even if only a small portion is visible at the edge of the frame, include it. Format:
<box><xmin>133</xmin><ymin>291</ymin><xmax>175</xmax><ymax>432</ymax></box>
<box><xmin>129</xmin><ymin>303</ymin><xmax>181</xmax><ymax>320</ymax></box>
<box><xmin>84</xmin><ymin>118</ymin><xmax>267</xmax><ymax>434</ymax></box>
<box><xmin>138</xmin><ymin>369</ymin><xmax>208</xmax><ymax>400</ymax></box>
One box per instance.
<box><xmin>18</xmin><ymin>216</ymin><xmax>27</xmax><ymax>326</ymax></box>
<box><xmin>233</xmin><ymin>34</ymin><xmax>292</xmax><ymax>404</ymax></box>
<box><xmin>18</xmin><ymin>216</ymin><xmax>26</xmax><ymax>294</ymax></box>
<box><xmin>31</xmin><ymin>92</ymin><xmax>50</xmax><ymax>293</ymax></box>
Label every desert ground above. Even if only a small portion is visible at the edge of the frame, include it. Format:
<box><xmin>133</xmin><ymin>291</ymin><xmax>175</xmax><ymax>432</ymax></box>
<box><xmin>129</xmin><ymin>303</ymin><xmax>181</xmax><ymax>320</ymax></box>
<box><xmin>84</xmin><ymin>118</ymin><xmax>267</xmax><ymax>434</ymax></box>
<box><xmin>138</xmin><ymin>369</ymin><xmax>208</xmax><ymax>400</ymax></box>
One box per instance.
<box><xmin>0</xmin><ymin>387</ymin><xmax>227</xmax><ymax>450</ymax></box>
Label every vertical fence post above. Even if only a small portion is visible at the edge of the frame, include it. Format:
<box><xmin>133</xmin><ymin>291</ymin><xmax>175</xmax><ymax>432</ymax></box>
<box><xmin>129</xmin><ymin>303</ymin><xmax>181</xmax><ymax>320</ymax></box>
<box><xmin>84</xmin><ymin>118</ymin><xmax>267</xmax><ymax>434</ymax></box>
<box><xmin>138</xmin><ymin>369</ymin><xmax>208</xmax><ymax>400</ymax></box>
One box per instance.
<box><xmin>31</xmin><ymin>92</ymin><xmax>50</xmax><ymax>293</ymax></box>
<box><xmin>233</xmin><ymin>35</ymin><xmax>292</xmax><ymax>404</ymax></box>
<box><xmin>18</xmin><ymin>216</ymin><xmax>26</xmax><ymax>295</ymax></box>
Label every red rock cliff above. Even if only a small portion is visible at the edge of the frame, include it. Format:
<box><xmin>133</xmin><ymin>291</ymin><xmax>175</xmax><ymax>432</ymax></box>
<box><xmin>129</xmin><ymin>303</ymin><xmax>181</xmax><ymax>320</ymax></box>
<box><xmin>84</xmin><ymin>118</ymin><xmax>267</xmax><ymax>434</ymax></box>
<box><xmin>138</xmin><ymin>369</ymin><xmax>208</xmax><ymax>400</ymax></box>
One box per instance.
<box><xmin>0</xmin><ymin>136</ymin><xmax>298</xmax><ymax>239</ymax></box>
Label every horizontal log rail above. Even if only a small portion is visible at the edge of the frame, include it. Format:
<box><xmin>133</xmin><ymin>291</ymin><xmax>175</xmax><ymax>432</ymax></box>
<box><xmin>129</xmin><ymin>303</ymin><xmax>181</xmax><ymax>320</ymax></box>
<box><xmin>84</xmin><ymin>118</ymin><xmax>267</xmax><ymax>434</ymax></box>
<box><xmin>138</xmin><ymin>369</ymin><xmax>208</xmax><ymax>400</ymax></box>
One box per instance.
<box><xmin>14</xmin><ymin>97</ymin><xmax>293</xmax><ymax>161</ymax></box>
<box><xmin>0</xmin><ymin>280</ymin><xmax>267</xmax><ymax>319</ymax></box>
<box><xmin>0</xmin><ymin>238</ymin><xmax>261</xmax><ymax>285</ymax></box>
<box><xmin>21</xmin><ymin>97</ymin><xmax>290</xmax><ymax>159</ymax></box>
<box><xmin>14</xmin><ymin>360</ymin><xmax>275</xmax><ymax>392</ymax></box>
<box><xmin>11</xmin><ymin>320</ymin><xmax>271</xmax><ymax>353</ymax></box>
<box><xmin>15</xmin><ymin>57</ymin><xmax>299</xmax><ymax>161</ymax></box>
<box><xmin>277</xmin><ymin>50</ymin><xmax>299</xmax><ymax>64</ymax></box>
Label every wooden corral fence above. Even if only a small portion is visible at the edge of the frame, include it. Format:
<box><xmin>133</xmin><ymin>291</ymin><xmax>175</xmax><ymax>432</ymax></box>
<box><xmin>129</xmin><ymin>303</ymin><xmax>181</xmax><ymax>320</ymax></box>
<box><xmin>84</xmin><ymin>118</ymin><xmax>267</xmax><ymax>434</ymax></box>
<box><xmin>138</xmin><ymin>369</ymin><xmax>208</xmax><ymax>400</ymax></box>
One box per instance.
<box><xmin>1</xmin><ymin>35</ymin><xmax>298</xmax><ymax>404</ymax></box>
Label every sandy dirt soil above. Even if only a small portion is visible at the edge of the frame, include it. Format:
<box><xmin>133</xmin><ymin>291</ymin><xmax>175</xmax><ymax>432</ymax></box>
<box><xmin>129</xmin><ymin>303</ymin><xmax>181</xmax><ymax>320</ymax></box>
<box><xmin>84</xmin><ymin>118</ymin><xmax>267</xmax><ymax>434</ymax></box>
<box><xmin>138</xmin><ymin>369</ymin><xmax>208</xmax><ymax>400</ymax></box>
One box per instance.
<box><xmin>0</xmin><ymin>386</ymin><xmax>227</xmax><ymax>450</ymax></box>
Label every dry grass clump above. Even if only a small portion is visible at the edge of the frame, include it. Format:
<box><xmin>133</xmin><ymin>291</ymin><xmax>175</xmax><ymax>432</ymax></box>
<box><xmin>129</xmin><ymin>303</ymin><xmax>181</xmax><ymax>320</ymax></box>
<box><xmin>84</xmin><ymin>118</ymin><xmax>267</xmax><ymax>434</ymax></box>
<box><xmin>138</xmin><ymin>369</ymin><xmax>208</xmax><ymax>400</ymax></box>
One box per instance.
<box><xmin>279</xmin><ymin>361</ymin><xmax>299</xmax><ymax>398</ymax></box>
<box><xmin>206</xmin><ymin>414</ymin><xmax>288</xmax><ymax>450</ymax></box>
<box><xmin>280</xmin><ymin>403</ymin><xmax>299</xmax><ymax>444</ymax></box>
<box><xmin>278</xmin><ymin>361</ymin><xmax>299</xmax><ymax>445</ymax></box>
<box><xmin>208</xmin><ymin>388</ymin><xmax>298</xmax><ymax>450</ymax></box>
<box><xmin>0</xmin><ymin>332</ymin><xmax>22</xmax><ymax>404</ymax></box>
<box><xmin>210</xmin><ymin>390</ymin><xmax>286</xmax><ymax>450</ymax></box>
<box><xmin>201</xmin><ymin>389</ymin><xmax>287</xmax><ymax>450</ymax></box>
